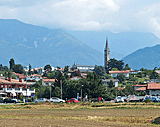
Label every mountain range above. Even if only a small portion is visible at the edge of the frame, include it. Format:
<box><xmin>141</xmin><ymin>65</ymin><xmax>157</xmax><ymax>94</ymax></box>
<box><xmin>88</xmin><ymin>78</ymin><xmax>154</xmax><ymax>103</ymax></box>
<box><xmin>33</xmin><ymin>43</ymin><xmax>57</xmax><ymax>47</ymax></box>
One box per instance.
<box><xmin>0</xmin><ymin>19</ymin><xmax>103</xmax><ymax>68</ymax></box>
<box><xmin>66</xmin><ymin>30</ymin><xmax>160</xmax><ymax>59</ymax></box>
<box><xmin>0</xmin><ymin>19</ymin><xmax>160</xmax><ymax>70</ymax></box>
<box><xmin>123</xmin><ymin>44</ymin><xmax>160</xmax><ymax>70</ymax></box>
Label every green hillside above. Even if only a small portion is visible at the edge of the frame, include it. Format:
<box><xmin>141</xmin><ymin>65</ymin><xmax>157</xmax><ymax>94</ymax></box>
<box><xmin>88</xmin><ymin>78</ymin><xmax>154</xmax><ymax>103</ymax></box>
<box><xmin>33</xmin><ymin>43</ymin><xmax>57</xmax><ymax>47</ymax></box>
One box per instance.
<box><xmin>123</xmin><ymin>44</ymin><xmax>160</xmax><ymax>69</ymax></box>
<box><xmin>0</xmin><ymin>19</ymin><xmax>103</xmax><ymax>67</ymax></box>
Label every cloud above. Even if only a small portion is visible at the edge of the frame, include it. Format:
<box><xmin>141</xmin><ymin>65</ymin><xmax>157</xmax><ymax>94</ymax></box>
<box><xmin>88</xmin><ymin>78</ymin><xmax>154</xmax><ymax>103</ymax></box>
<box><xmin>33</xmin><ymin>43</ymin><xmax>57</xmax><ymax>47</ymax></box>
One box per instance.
<box><xmin>0</xmin><ymin>0</ymin><xmax>160</xmax><ymax>37</ymax></box>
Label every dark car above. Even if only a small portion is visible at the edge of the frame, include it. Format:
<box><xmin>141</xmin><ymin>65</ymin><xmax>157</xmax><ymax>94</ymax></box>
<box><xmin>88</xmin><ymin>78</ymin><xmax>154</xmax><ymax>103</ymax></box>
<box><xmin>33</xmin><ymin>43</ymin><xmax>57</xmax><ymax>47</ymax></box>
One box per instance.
<box><xmin>3</xmin><ymin>98</ymin><xmax>16</xmax><ymax>103</ymax></box>
<box><xmin>91</xmin><ymin>98</ymin><xmax>103</xmax><ymax>103</ymax></box>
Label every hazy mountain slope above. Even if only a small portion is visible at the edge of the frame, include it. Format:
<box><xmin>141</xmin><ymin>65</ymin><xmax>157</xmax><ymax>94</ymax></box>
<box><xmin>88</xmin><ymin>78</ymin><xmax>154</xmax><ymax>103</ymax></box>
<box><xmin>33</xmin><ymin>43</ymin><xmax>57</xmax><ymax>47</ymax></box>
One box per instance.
<box><xmin>0</xmin><ymin>19</ymin><xmax>103</xmax><ymax>68</ymax></box>
<box><xmin>123</xmin><ymin>44</ymin><xmax>160</xmax><ymax>69</ymax></box>
<box><xmin>66</xmin><ymin>30</ymin><xmax>160</xmax><ymax>59</ymax></box>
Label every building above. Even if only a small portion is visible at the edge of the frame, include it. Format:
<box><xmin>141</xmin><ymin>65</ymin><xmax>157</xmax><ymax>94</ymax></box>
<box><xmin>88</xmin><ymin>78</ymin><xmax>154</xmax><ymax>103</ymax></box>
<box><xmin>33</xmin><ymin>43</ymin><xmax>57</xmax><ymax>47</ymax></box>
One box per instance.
<box><xmin>42</xmin><ymin>79</ymin><xmax>56</xmax><ymax>86</ymax></box>
<box><xmin>102</xmin><ymin>79</ymin><xmax>119</xmax><ymax>87</ymax></box>
<box><xmin>109</xmin><ymin>70</ymin><xmax>130</xmax><ymax>78</ymax></box>
<box><xmin>72</xmin><ymin>62</ymin><xmax>94</xmax><ymax>72</ymax></box>
<box><xmin>0</xmin><ymin>78</ymin><xmax>35</xmax><ymax>99</ymax></box>
<box><xmin>104</xmin><ymin>38</ymin><xmax>110</xmax><ymax>68</ymax></box>
<box><xmin>132</xmin><ymin>82</ymin><xmax>160</xmax><ymax>95</ymax></box>
<box><xmin>27</xmin><ymin>74</ymin><xmax>42</xmax><ymax>84</ymax></box>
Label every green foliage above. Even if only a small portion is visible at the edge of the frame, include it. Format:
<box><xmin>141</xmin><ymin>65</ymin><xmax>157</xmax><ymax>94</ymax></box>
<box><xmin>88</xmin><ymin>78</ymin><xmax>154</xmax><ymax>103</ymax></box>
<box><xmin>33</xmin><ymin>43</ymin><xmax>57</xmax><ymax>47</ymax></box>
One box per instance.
<box><xmin>117</xmin><ymin>74</ymin><xmax>125</xmax><ymax>83</ymax></box>
<box><xmin>9</xmin><ymin>58</ymin><xmax>15</xmax><ymax>70</ymax></box>
<box><xmin>144</xmin><ymin>99</ymin><xmax>152</xmax><ymax>103</ymax></box>
<box><xmin>149</xmin><ymin>68</ymin><xmax>159</xmax><ymax>79</ymax></box>
<box><xmin>12</xmin><ymin>64</ymin><xmax>24</xmax><ymax>74</ymax></box>
<box><xmin>123</xmin><ymin>64</ymin><xmax>131</xmax><ymax>70</ymax></box>
<box><xmin>94</xmin><ymin>65</ymin><xmax>106</xmax><ymax>76</ymax></box>
<box><xmin>108</xmin><ymin>58</ymin><xmax>124</xmax><ymax>71</ymax></box>
<box><xmin>102</xmin><ymin>74</ymin><xmax>113</xmax><ymax>79</ymax></box>
<box><xmin>136</xmin><ymin>72</ymin><xmax>142</xmax><ymax>78</ymax></box>
<box><xmin>111</xmin><ymin>68</ymin><xmax>118</xmax><ymax>71</ymax></box>
<box><xmin>19</xmin><ymin>95</ymin><xmax>24</xmax><ymax>101</ymax></box>
<box><xmin>47</xmin><ymin>71</ymin><xmax>56</xmax><ymax>79</ymax></box>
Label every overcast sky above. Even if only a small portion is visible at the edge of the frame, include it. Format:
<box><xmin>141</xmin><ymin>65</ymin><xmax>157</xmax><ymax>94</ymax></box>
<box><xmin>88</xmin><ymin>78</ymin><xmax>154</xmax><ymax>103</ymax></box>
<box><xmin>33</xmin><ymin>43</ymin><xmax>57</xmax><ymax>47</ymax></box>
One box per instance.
<box><xmin>0</xmin><ymin>0</ymin><xmax>160</xmax><ymax>37</ymax></box>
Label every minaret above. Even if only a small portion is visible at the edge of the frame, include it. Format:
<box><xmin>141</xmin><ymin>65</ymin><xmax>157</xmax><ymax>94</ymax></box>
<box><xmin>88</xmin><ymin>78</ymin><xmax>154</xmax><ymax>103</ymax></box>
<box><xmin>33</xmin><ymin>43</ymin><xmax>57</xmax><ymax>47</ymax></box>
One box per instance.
<box><xmin>104</xmin><ymin>38</ymin><xmax>110</xmax><ymax>68</ymax></box>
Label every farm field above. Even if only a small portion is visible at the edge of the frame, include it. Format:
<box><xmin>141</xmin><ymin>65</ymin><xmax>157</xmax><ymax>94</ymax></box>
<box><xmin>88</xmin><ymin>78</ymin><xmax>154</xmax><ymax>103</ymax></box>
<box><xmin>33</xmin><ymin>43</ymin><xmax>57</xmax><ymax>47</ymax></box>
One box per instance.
<box><xmin>0</xmin><ymin>102</ymin><xmax>160</xmax><ymax>127</ymax></box>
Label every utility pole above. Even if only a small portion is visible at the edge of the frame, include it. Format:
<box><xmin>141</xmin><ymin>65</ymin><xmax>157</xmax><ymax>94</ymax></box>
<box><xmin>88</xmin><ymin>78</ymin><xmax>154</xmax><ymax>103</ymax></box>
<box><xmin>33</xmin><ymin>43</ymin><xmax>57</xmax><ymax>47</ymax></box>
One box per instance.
<box><xmin>81</xmin><ymin>85</ymin><xmax>83</xmax><ymax>101</ymax></box>
<box><xmin>61</xmin><ymin>80</ymin><xmax>62</xmax><ymax>99</ymax></box>
<box><xmin>24</xmin><ymin>66</ymin><xmax>28</xmax><ymax>102</ymax></box>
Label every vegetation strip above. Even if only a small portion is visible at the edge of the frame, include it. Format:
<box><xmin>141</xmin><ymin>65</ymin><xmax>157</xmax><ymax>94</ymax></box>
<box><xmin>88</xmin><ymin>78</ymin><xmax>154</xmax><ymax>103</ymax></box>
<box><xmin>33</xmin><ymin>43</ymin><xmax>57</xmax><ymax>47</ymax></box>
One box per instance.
<box><xmin>0</xmin><ymin>115</ymin><xmax>156</xmax><ymax>126</ymax></box>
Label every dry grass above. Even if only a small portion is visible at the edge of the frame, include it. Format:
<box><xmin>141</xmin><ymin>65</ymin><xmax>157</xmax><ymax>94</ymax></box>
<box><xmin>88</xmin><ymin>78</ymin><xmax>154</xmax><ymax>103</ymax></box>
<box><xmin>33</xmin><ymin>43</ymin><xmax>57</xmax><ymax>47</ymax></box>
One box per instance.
<box><xmin>0</xmin><ymin>102</ymin><xmax>160</xmax><ymax>126</ymax></box>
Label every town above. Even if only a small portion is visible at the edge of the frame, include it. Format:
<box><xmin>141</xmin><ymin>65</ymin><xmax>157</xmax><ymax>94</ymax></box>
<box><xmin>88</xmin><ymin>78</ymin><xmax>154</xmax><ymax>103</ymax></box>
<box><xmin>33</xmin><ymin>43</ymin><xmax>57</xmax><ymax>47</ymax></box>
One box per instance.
<box><xmin>0</xmin><ymin>39</ymin><xmax>160</xmax><ymax>104</ymax></box>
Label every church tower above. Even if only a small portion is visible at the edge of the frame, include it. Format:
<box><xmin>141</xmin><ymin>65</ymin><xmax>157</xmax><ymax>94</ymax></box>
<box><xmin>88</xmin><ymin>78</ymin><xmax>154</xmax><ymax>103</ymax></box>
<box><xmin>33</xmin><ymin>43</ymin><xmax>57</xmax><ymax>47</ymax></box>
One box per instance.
<box><xmin>104</xmin><ymin>38</ymin><xmax>110</xmax><ymax>68</ymax></box>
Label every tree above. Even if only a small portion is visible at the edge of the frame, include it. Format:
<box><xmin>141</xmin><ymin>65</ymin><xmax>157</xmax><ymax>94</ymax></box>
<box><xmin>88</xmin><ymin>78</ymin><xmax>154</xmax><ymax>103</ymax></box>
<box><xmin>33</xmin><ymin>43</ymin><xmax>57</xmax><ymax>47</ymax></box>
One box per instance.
<box><xmin>111</xmin><ymin>68</ymin><xmax>118</xmax><ymax>71</ymax></box>
<box><xmin>107</xmin><ymin>58</ymin><xmax>124</xmax><ymax>71</ymax></box>
<box><xmin>108</xmin><ymin>80</ymin><xmax>114</xmax><ymax>88</ymax></box>
<box><xmin>149</xmin><ymin>68</ymin><xmax>159</xmax><ymax>80</ymax></box>
<box><xmin>94</xmin><ymin>65</ymin><xmax>106</xmax><ymax>76</ymax></box>
<box><xmin>43</xmin><ymin>64</ymin><xmax>52</xmax><ymax>76</ymax></box>
<box><xmin>9</xmin><ymin>58</ymin><xmax>15</xmax><ymax>70</ymax></box>
<box><xmin>12</xmin><ymin>64</ymin><xmax>24</xmax><ymax>74</ymax></box>
<box><xmin>64</xmin><ymin>66</ymin><xmax>69</xmax><ymax>73</ymax></box>
<box><xmin>123</xmin><ymin>64</ymin><xmax>131</xmax><ymax>70</ymax></box>
<box><xmin>117</xmin><ymin>74</ymin><xmax>125</xmax><ymax>83</ymax></box>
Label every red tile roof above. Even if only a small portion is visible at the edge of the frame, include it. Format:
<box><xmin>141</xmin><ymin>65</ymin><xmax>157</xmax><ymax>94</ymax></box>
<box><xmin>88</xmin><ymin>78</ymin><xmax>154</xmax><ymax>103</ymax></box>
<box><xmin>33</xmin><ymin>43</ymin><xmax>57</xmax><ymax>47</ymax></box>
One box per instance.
<box><xmin>147</xmin><ymin>82</ymin><xmax>160</xmax><ymax>89</ymax></box>
<box><xmin>42</xmin><ymin>79</ymin><xmax>56</xmax><ymax>82</ymax></box>
<box><xmin>118</xmin><ymin>87</ymin><xmax>124</xmax><ymax>90</ymax></box>
<box><xmin>136</xmin><ymin>87</ymin><xmax>146</xmax><ymax>91</ymax></box>
<box><xmin>0</xmin><ymin>78</ymin><xmax>32</xmax><ymax>85</ymax></box>
<box><xmin>109</xmin><ymin>70</ymin><xmax>130</xmax><ymax>74</ymax></box>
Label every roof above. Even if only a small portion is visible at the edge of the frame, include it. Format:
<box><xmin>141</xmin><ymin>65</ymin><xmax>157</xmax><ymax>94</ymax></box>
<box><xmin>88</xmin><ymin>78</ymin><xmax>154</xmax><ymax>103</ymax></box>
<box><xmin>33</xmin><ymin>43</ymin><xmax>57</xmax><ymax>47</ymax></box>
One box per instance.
<box><xmin>136</xmin><ymin>87</ymin><xmax>146</xmax><ymax>91</ymax></box>
<box><xmin>132</xmin><ymin>85</ymin><xmax>148</xmax><ymax>87</ymax></box>
<box><xmin>0</xmin><ymin>78</ymin><xmax>32</xmax><ymax>85</ymax></box>
<box><xmin>109</xmin><ymin>70</ymin><xmax>130</xmax><ymax>74</ymax></box>
<box><xmin>147</xmin><ymin>82</ymin><xmax>160</xmax><ymax>89</ymax></box>
<box><xmin>118</xmin><ymin>87</ymin><xmax>124</xmax><ymax>90</ymax></box>
<box><xmin>42</xmin><ymin>79</ymin><xmax>56</xmax><ymax>82</ymax></box>
<box><xmin>29</xmin><ymin>74</ymin><xmax>42</xmax><ymax>77</ymax></box>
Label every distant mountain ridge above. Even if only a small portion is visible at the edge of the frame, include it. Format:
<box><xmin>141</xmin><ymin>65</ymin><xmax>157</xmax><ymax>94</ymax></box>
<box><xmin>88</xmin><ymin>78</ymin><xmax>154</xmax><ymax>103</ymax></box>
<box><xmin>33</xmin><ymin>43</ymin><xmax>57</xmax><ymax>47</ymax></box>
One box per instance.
<box><xmin>66</xmin><ymin>30</ymin><xmax>160</xmax><ymax>59</ymax></box>
<box><xmin>0</xmin><ymin>19</ymin><xmax>103</xmax><ymax>68</ymax></box>
<box><xmin>122</xmin><ymin>44</ymin><xmax>160</xmax><ymax>70</ymax></box>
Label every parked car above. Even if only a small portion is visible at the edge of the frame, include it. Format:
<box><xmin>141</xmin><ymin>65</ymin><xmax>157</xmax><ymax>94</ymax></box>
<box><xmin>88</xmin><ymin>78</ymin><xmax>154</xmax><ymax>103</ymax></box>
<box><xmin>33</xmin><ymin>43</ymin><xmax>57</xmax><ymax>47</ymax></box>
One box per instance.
<box><xmin>35</xmin><ymin>98</ymin><xmax>48</xmax><ymax>103</ymax></box>
<box><xmin>12</xmin><ymin>99</ymin><xmax>20</xmax><ymax>103</ymax></box>
<box><xmin>151</xmin><ymin>97</ymin><xmax>159</xmax><ymax>102</ymax></box>
<box><xmin>115</xmin><ymin>96</ymin><xmax>124</xmax><ymax>103</ymax></box>
<box><xmin>66</xmin><ymin>98</ymin><xmax>79</xmax><ymax>103</ymax></box>
<box><xmin>3</xmin><ymin>98</ymin><xmax>16</xmax><ymax>103</ymax></box>
<box><xmin>90</xmin><ymin>98</ymin><xmax>103</xmax><ymax>103</ymax></box>
<box><xmin>142</xmin><ymin>96</ymin><xmax>159</xmax><ymax>102</ymax></box>
<box><xmin>49</xmin><ymin>97</ymin><xmax>65</xmax><ymax>103</ymax></box>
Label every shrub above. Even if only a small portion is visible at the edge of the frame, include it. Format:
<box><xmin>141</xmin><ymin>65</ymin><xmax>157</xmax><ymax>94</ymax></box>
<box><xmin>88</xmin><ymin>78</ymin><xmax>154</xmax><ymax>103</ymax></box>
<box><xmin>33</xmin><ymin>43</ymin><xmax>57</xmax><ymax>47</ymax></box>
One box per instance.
<box><xmin>144</xmin><ymin>99</ymin><xmax>152</xmax><ymax>103</ymax></box>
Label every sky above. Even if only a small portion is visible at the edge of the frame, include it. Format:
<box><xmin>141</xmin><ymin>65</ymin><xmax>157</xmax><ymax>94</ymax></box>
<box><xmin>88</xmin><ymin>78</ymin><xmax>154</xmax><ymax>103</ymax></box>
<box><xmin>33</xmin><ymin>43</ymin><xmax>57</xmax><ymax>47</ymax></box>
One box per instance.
<box><xmin>0</xmin><ymin>0</ymin><xmax>160</xmax><ymax>38</ymax></box>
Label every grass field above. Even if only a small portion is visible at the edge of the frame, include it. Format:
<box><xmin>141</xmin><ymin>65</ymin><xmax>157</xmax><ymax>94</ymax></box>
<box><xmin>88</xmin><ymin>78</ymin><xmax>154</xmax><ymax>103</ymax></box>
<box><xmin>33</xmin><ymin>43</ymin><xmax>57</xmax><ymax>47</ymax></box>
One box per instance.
<box><xmin>0</xmin><ymin>102</ymin><xmax>160</xmax><ymax>127</ymax></box>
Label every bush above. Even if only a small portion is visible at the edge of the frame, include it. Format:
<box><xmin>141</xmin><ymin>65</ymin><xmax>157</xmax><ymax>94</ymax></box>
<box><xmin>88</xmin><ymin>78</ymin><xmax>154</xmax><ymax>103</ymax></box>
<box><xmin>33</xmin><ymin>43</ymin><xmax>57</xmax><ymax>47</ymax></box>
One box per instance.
<box><xmin>144</xmin><ymin>99</ymin><xmax>152</xmax><ymax>103</ymax></box>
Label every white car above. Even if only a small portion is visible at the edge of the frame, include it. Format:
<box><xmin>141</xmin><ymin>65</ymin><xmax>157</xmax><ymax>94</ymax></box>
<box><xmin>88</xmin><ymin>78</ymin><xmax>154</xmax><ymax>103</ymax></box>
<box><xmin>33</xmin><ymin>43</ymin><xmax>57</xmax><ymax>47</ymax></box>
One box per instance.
<box><xmin>49</xmin><ymin>97</ymin><xmax>65</xmax><ymax>103</ymax></box>
<box><xmin>115</xmin><ymin>96</ymin><xmax>124</xmax><ymax>103</ymax></box>
<box><xmin>35</xmin><ymin>98</ymin><xmax>48</xmax><ymax>103</ymax></box>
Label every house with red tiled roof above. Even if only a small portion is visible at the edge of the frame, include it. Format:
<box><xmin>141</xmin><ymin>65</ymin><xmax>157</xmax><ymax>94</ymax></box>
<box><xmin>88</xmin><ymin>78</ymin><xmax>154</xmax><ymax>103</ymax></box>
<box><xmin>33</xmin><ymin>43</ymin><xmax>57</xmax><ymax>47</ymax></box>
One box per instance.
<box><xmin>27</xmin><ymin>74</ymin><xmax>42</xmax><ymax>84</ymax></box>
<box><xmin>0</xmin><ymin>77</ymin><xmax>35</xmax><ymax>99</ymax></box>
<box><xmin>132</xmin><ymin>82</ymin><xmax>160</xmax><ymax>95</ymax></box>
<box><xmin>147</xmin><ymin>82</ymin><xmax>160</xmax><ymax>95</ymax></box>
<box><xmin>42</xmin><ymin>79</ymin><xmax>56</xmax><ymax>86</ymax></box>
<box><xmin>132</xmin><ymin>84</ymin><xmax>147</xmax><ymax>91</ymax></box>
<box><xmin>109</xmin><ymin>70</ymin><xmax>130</xmax><ymax>78</ymax></box>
